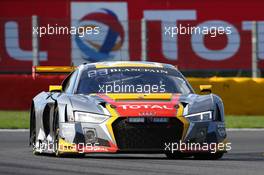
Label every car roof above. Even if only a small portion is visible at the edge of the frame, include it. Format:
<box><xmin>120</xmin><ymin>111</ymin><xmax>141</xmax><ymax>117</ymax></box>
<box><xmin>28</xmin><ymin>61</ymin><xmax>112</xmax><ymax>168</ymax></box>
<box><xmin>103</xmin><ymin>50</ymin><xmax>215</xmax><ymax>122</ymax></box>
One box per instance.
<box><xmin>78</xmin><ymin>61</ymin><xmax>176</xmax><ymax>70</ymax></box>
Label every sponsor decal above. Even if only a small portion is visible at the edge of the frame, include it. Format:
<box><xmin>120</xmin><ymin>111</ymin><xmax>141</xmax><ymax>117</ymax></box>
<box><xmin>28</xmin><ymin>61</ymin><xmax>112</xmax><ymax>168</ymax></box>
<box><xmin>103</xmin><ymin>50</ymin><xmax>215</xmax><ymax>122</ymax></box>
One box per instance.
<box><xmin>4</xmin><ymin>22</ymin><xmax>48</xmax><ymax>62</ymax></box>
<box><xmin>71</xmin><ymin>2</ymin><xmax>129</xmax><ymax>64</ymax></box>
<box><xmin>87</xmin><ymin>68</ymin><xmax>169</xmax><ymax>78</ymax></box>
<box><xmin>96</xmin><ymin>93</ymin><xmax>180</xmax><ymax>117</ymax></box>
<box><xmin>118</xmin><ymin>104</ymin><xmax>174</xmax><ymax>110</ymax></box>
<box><xmin>1</xmin><ymin>1</ymin><xmax>264</xmax><ymax>71</ymax></box>
<box><xmin>107</xmin><ymin>68</ymin><xmax>168</xmax><ymax>74</ymax></box>
<box><xmin>138</xmin><ymin>111</ymin><xmax>157</xmax><ymax>116</ymax></box>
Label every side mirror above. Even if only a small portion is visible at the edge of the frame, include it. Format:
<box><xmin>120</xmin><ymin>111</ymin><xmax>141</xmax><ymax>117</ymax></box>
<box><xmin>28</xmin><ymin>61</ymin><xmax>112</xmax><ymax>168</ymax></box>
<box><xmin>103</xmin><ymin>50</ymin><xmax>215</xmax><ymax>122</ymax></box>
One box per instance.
<box><xmin>49</xmin><ymin>85</ymin><xmax>62</xmax><ymax>92</ymax></box>
<box><xmin>199</xmin><ymin>85</ymin><xmax>212</xmax><ymax>94</ymax></box>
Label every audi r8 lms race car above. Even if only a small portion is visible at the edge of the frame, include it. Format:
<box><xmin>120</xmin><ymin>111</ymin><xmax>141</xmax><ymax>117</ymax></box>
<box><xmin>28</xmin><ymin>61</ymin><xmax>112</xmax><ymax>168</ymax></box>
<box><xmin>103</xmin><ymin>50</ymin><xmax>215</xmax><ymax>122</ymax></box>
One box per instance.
<box><xmin>29</xmin><ymin>61</ymin><xmax>228</xmax><ymax>159</ymax></box>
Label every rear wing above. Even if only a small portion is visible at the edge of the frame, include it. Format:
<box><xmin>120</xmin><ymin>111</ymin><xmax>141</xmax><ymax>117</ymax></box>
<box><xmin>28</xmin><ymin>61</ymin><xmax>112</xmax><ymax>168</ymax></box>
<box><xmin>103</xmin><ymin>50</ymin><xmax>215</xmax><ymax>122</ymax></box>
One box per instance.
<box><xmin>32</xmin><ymin>66</ymin><xmax>76</xmax><ymax>79</ymax></box>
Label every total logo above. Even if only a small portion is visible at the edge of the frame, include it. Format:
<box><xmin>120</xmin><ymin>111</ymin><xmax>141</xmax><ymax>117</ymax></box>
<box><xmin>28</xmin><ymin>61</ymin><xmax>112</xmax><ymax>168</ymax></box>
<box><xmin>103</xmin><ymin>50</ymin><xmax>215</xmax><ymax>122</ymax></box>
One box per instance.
<box><xmin>118</xmin><ymin>104</ymin><xmax>174</xmax><ymax>110</ymax></box>
<box><xmin>71</xmin><ymin>2</ymin><xmax>129</xmax><ymax>64</ymax></box>
<box><xmin>144</xmin><ymin>10</ymin><xmax>264</xmax><ymax>61</ymax></box>
<box><xmin>74</xmin><ymin>8</ymin><xmax>124</xmax><ymax>62</ymax></box>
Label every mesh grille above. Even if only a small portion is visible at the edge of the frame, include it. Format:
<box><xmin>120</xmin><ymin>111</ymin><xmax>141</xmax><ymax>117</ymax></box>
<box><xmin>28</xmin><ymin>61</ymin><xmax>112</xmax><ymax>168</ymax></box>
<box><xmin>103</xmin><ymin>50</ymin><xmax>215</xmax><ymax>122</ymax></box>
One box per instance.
<box><xmin>112</xmin><ymin>117</ymin><xmax>183</xmax><ymax>151</ymax></box>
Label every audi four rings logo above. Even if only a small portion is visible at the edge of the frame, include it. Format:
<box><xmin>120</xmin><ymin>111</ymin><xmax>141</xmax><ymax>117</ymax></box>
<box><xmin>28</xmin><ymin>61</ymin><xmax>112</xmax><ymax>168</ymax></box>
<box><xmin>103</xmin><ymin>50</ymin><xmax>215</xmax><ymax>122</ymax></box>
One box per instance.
<box><xmin>118</xmin><ymin>105</ymin><xmax>174</xmax><ymax>110</ymax></box>
<box><xmin>138</xmin><ymin>111</ymin><xmax>157</xmax><ymax>116</ymax></box>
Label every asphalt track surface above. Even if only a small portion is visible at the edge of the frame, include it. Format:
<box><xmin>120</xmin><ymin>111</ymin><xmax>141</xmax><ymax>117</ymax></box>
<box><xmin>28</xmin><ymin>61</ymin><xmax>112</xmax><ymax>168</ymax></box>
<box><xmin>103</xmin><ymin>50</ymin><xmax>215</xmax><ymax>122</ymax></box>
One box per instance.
<box><xmin>0</xmin><ymin>131</ymin><xmax>263</xmax><ymax>175</ymax></box>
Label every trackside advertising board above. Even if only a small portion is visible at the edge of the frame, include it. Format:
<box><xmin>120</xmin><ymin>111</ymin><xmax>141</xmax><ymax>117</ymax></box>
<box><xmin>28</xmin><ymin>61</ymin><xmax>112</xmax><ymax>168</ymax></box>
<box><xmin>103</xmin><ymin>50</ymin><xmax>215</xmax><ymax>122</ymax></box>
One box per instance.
<box><xmin>0</xmin><ymin>0</ymin><xmax>264</xmax><ymax>72</ymax></box>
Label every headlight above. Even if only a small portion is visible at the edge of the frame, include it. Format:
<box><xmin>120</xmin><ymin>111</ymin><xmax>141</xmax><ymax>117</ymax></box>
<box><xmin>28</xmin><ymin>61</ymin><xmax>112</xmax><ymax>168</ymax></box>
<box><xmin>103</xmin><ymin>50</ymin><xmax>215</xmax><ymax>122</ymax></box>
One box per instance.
<box><xmin>185</xmin><ymin>111</ymin><xmax>212</xmax><ymax>122</ymax></box>
<box><xmin>74</xmin><ymin>111</ymin><xmax>109</xmax><ymax>123</ymax></box>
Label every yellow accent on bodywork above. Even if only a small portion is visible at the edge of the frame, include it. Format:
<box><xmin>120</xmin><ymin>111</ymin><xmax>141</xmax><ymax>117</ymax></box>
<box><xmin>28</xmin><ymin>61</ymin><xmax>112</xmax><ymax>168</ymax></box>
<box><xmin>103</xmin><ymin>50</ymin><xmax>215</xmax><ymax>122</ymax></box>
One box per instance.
<box><xmin>34</xmin><ymin>66</ymin><xmax>76</xmax><ymax>73</ymax></box>
<box><xmin>105</xmin><ymin>104</ymin><xmax>119</xmax><ymax>144</ymax></box>
<box><xmin>105</xmin><ymin>93</ymin><xmax>173</xmax><ymax>101</ymax></box>
<box><xmin>58</xmin><ymin>138</ymin><xmax>78</xmax><ymax>153</ymax></box>
<box><xmin>176</xmin><ymin>103</ymin><xmax>190</xmax><ymax>140</ymax></box>
<box><xmin>199</xmin><ymin>84</ymin><xmax>212</xmax><ymax>93</ymax></box>
<box><xmin>49</xmin><ymin>85</ymin><xmax>62</xmax><ymax>92</ymax></box>
<box><xmin>95</xmin><ymin>62</ymin><xmax>163</xmax><ymax>68</ymax></box>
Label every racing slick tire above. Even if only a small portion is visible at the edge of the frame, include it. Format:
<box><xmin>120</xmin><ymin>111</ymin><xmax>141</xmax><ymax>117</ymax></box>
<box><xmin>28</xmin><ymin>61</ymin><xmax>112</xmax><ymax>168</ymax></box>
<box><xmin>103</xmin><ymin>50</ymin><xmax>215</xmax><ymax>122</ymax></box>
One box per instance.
<box><xmin>31</xmin><ymin>109</ymin><xmax>40</xmax><ymax>155</ymax></box>
<box><xmin>53</xmin><ymin>107</ymin><xmax>62</xmax><ymax>157</ymax></box>
<box><xmin>165</xmin><ymin>152</ymin><xmax>191</xmax><ymax>159</ymax></box>
<box><xmin>53</xmin><ymin>107</ymin><xmax>85</xmax><ymax>158</ymax></box>
<box><xmin>193</xmin><ymin>152</ymin><xmax>224</xmax><ymax>160</ymax></box>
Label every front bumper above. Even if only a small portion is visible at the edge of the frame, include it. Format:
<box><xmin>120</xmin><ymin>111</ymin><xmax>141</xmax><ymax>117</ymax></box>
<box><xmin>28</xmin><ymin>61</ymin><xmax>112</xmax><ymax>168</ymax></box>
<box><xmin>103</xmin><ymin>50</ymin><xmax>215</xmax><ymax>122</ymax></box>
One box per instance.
<box><xmin>57</xmin><ymin>116</ymin><xmax>227</xmax><ymax>154</ymax></box>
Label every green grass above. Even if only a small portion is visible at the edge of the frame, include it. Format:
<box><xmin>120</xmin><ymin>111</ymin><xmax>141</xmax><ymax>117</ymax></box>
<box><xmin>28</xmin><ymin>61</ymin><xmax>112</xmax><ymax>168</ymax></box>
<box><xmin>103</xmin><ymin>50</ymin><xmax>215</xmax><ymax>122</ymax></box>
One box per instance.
<box><xmin>225</xmin><ymin>116</ymin><xmax>264</xmax><ymax>128</ymax></box>
<box><xmin>0</xmin><ymin>111</ymin><xmax>263</xmax><ymax>129</ymax></box>
<box><xmin>0</xmin><ymin>111</ymin><xmax>29</xmax><ymax>129</ymax></box>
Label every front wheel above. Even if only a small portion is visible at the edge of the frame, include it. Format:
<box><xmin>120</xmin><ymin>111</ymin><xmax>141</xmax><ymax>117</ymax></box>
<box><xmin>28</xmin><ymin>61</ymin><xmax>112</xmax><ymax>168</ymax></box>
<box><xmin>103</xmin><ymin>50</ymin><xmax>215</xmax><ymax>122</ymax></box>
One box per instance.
<box><xmin>53</xmin><ymin>106</ymin><xmax>85</xmax><ymax>158</ymax></box>
<box><xmin>54</xmin><ymin>128</ymin><xmax>61</xmax><ymax>157</ymax></box>
<box><xmin>53</xmin><ymin>107</ymin><xmax>62</xmax><ymax>157</ymax></box>
<box><xmin>31</xmin><ymin>109</ymin><xmax>40</xmax><ymax>155</ymax></box>
<box><xmin>165</xmin><ymin>152</ymin><xmax>191</xmax><ymax>159</ymax></box>
<box><xmin>193</xmin><ymin>152</ymin><xmax>224</xmax><ymax>160</ymax></box>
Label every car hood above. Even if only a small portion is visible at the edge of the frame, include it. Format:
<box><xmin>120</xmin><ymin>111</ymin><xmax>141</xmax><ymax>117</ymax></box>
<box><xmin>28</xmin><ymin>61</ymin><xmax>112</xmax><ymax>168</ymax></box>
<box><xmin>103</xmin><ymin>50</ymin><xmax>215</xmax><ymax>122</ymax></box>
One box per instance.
<box><xmin>70</xmin><ymin>93</ymin><xmax>214</xmax><ymax>117</ymax></box>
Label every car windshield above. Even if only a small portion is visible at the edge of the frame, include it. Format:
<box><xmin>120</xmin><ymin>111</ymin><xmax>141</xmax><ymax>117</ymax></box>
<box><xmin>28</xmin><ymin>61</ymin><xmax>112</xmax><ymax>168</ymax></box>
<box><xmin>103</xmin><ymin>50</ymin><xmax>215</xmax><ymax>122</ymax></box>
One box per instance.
<box><xmin>76</xmin><ymin>68</ymin><xmax>192</xmax><ymax>94</ymax></box>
